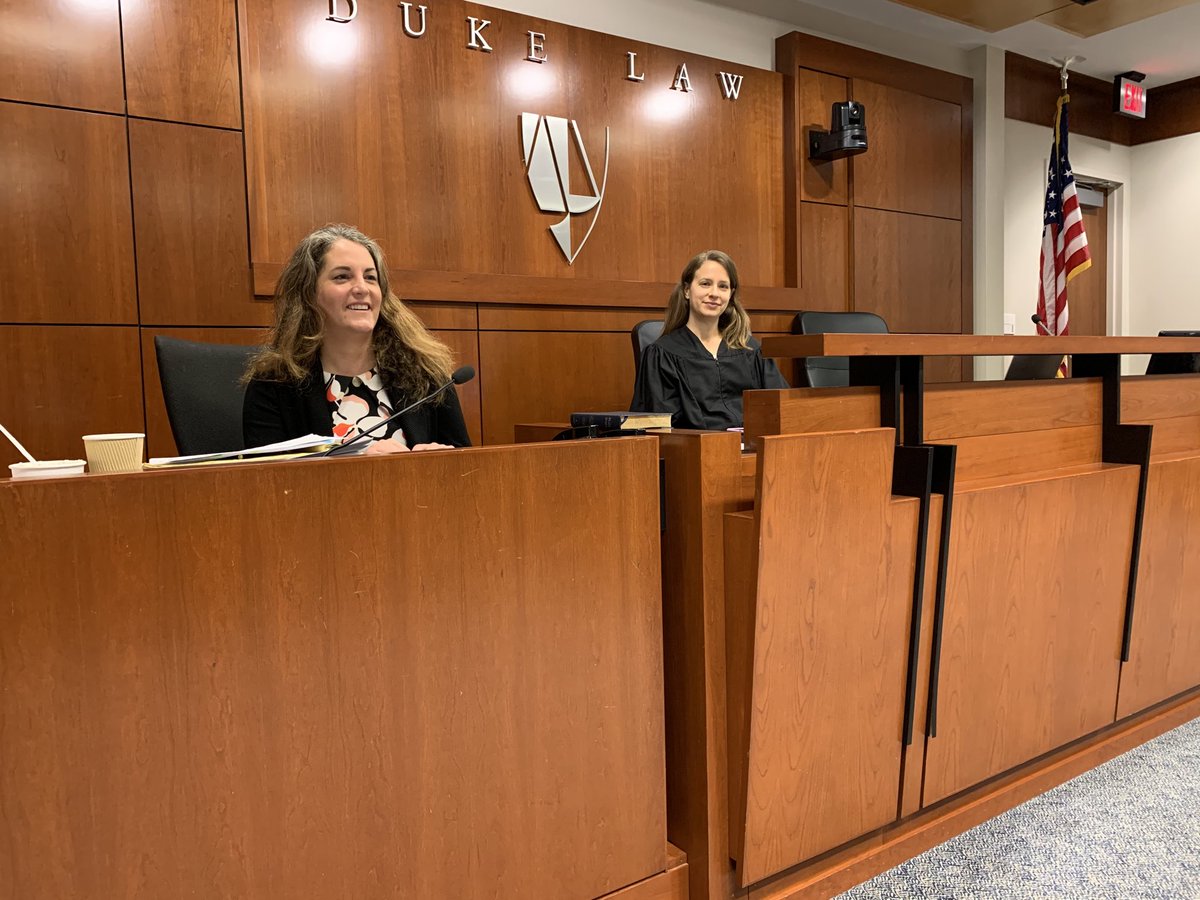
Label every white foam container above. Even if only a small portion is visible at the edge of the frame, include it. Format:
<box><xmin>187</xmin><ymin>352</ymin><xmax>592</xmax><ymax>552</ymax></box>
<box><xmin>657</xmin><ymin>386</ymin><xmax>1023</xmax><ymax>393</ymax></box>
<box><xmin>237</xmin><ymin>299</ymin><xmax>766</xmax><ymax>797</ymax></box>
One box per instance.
<box><xmin>9</xmin><ymin>459</ymin><xmax>87</xmax><ymax>479</ymax></box>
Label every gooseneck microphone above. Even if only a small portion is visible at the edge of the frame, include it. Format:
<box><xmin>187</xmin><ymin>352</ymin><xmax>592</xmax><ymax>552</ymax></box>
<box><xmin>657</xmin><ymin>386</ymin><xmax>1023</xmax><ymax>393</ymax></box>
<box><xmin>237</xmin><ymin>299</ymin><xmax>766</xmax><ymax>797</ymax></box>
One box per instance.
<box><xmin>1031</xmin><ymin>313</ymin><xmax>1053</xmax><ymax>336</ymax></box>
<box><xmin>323</xmin><ymin>365</ymin><xmax>475</xmax><ymax>457</ymax></box>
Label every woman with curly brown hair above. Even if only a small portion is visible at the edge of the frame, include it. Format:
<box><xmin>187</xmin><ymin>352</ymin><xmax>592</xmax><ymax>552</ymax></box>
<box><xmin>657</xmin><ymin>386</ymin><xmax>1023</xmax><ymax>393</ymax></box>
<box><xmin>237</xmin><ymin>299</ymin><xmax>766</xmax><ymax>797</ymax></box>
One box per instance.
<box><xmin>631</xmin><ymin>249</ymin><xmax>787</xmax><ymax>430</ymax></box>
<box><xmin>243</xmin><ymin>224</ymin><xmax>470</xmax><ymax>453</ymax></box>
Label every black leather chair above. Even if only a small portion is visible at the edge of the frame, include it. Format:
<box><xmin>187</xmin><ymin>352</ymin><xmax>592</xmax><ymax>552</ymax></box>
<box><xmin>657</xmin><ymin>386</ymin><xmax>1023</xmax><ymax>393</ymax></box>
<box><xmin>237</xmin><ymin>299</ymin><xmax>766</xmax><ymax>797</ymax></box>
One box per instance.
<box><xmin>1005</xmin><ymin>354</ymin><xmax>1063</xmax><ymax>380</ymax></box>
<box><xmin>792</xmin><ymin>310</ymin><xmax>889</xmax><ymax>387</ymax></box>
<box><xmin>630</xmin><ymin>319</ymin><xmax>664</xmax><ymax>369</ymax></box>
<box><xmin>154</xmin><ymin>336</ymin><xmax>261</xmax><ymax>455</ymax></box>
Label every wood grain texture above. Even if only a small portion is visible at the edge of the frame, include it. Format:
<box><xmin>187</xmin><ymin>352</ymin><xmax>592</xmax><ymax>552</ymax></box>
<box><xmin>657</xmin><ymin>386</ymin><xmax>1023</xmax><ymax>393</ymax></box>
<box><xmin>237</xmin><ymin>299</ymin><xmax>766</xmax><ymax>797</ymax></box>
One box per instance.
<box><xmin>1122</xmin><ymin>374</ymin><xmax>1200</xmax><ymax>421</ymax></box>
<box><xmin>942</xmin><ymin>426</ymin><xmax>1103</xmax><ymax>484</ymax></box>
<box><xmin>657</xmin><ymin>431</ymin><xmax>749</xmax><ymax>900</ymax></box>
<box><xmin>796</xmin><ymin>70</ymin><xmax>849</xmax><ymax>206</ymax></box>
<box><xmin>800</xmin><ymin>203</ymin><xmax>848</xmax><ymax>311</ymax></box>
<box><xmin>760</xmin><ymin>334</ymin><xmax>1200</xmax><ymax>359</ymax></box>
<box><xmin>850</xmin><ymin>80</ymin><xmax>961</xmax><ymax>221</ymax></box>
<box><xmin>139</xmin><ymin>326</ymin><xmax>268</xmax><ymax>460</ymax></box>
<box><xmin>599</xmin><ymin>859</ymin><xmax>688</xmax><ymax>900</ymax></box>
<box><xmin>890</xmin><ymin>0</ymin><xmax>1061</xmax><ymax>31</ymax></box>
<box><xmin>923</xmin><ymin>465</ymin><xmax>1140</xmax><ymax>805</ymax></box>
<box><xmin>1143</xmin><ymin>416</ymin><xmax>1200</xmax><ymax>460</ymax></box>
<box><xmin>122</xmin><ymin>0</ymin><xmax>241</xmax><ymax>127</ymax></box>
<box><xmin>479</xmin><ymin>305</ymin><xmax>665</xmax><ymax>331</ymax></box>
<box><xmin>0</xmin><ymin>326</ymin><xmax>143</xmax><ymax>470</ymax></box>
<box><xmin>1036</xmin><ymin>0</ymin><xmax>1196</xmax><ymax>38</ymax></box>
<box><xmin>923</xmin><ymin>379</ymin><xmax>1101</xmax><ymax>441</ymax></box>
<box><xmin>742</xmin><ymin>387</ymin><xmax>880</xmax><ymax>449</ymax></box>
<box><xmin>129</xmin><ymin>120</ymin><xmax>256</xmax><ymax>326</ymax></box>
<box><xmin>478</xmin><ymin>330</ymin><xmax>633</xmax><ymax>444</ymax></box>
<box><xmin>1005</xmin><ymin>52</ymin><xmax>1133</xmax><ymax>146</ymax></box>
<box><xmin>1136</xmin><ymin>76</ymin><xmax>1200</xmax><ymax>145</ymax></box>
<box><xmin>0</xmin><ymin>439</ymin><xmax>667</xmax><ymax>899</ymax></box>
<box><xmin>1116</xmin><ymin>455</ymin><xmax>1200</xmax><ymax>718</ymax></box>
<box><xmin>1067</xmin><ymin>202</ymin><xmax>1107</xmax><ymax>337</ymax></box>
<box><xmin>242</xmin><ymin>0</ymin><xmax>783</xmax><ymax>285</ymax></box>
<box><xmin>0</xmin><ymin>102</ymin><xmax>136</xmax><ymax>323</ymax></box>
<box><xmin>728</xmin><ymin>428</ymin><xmax>917</xmax><ymax>884</ymax></box>
<box><xmin>0</xmin><ymin>0</ymin><xmax>123</xmax><ymax>112</ymax></box>
<box><xmin>853</xmin><ymin>209</ymin><xmax>961</xmax><ymax>335</ymax></box>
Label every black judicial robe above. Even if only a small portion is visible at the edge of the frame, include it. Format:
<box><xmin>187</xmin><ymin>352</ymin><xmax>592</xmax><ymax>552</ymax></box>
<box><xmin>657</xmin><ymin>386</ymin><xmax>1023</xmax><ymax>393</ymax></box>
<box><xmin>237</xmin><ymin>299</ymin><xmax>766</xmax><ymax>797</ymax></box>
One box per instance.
<box><xmin>630</xmin><ymin>327</ymin><xmax>789</xmax><ymax>430</ymax></box>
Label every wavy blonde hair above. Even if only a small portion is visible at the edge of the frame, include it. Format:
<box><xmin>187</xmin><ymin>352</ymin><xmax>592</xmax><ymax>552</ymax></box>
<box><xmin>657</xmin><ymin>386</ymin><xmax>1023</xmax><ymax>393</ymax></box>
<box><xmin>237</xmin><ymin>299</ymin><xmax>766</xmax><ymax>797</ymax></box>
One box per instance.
<box><xmin>244</xmin><ymin>224</ymin><xmax>454</xmax><ymax>400</ymax></box>
<box><xmin>661</xmin><ymin>249</ymin><xmax>752</xmax><ymax>350</ymax></box>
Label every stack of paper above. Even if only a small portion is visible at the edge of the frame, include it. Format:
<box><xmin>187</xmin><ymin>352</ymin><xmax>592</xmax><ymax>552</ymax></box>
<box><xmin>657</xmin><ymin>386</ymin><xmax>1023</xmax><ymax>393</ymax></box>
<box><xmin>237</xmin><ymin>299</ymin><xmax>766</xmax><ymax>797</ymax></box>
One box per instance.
<box><xmin>147</xmin><ymin>434</ymin><xmax>339</xmax><ymax>467</ymax></box>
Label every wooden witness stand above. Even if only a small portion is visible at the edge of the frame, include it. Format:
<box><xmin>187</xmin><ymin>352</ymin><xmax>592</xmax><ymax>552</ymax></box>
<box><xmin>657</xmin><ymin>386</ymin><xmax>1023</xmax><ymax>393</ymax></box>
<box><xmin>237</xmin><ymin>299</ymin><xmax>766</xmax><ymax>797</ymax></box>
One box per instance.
<box><xmin>0</xmin><ymin>440</ymin><xmax>686</xmax><ymax>900</ymax></box>
<box><xmin>653</xmin><ymin>334</ymin><xmax>1200</xmax><ymax>899</ymax></box>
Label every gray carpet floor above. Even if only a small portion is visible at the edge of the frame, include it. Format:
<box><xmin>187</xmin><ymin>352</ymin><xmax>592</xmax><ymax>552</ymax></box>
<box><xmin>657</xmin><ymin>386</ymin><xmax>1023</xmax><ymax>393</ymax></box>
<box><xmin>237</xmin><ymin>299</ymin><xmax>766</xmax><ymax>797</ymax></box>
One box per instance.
<box><xmin>838</xmin><ymin>717</ymin><xmax>1200</xmax><ymax>899</ymax></box>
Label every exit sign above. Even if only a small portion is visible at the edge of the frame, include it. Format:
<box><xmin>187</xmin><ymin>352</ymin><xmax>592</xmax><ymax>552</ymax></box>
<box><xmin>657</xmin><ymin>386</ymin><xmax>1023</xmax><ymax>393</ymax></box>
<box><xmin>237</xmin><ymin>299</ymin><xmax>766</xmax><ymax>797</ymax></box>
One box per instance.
<box><xmin>1114</xmin><ymin>74</ymin><xmax>1147</xmax><ymax>119</ymax></box>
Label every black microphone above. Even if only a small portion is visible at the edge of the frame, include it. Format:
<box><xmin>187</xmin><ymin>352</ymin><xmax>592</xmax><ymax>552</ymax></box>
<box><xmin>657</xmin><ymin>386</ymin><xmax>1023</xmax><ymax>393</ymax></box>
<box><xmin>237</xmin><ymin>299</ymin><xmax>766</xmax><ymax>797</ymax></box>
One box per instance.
<box><xmin>1031</xmin><ymin>313</ymin><xmax>1053</xmax><ymax>336</ymax></box>
<box><xmin>323</xmin><ymin>365</ymin><xmax>475</xmax><ymax>457</ymax></box>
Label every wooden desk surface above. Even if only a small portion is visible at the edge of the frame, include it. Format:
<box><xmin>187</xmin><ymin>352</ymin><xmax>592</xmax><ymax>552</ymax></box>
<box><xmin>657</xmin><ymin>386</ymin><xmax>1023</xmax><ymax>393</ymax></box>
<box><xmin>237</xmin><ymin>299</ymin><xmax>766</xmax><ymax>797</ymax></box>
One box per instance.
<box><xmin>0</xmin><ymin>441</ymin><xmax>671</xmax><ymax>900</ymax></box>
<box><xmin>761</xmin><ymin>333</ymin><xmax>1200</xmax><ymax>358</ymax></box>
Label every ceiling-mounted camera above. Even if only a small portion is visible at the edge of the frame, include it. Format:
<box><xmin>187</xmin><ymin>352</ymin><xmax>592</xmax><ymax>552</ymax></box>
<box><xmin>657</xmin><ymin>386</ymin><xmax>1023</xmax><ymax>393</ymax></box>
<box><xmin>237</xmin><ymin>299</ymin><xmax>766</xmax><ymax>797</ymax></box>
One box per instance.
<box><xmin>809</xmin><ymin>101</ymin><xmax>868</xmax><ymax>160</ymax></box>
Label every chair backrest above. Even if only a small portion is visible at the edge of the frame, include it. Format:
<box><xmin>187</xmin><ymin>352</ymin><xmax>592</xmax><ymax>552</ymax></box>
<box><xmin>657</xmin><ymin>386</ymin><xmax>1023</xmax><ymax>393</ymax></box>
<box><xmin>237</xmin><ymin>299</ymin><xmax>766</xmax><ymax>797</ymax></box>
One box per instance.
<box><xmin>792</xmin><ymin>310</ymin><xmax>889</xmax><ymax>388</ymax></box>
<box><xmin>1004</xmin><ymin>354</ymin><xmax>1063</xmax><ymax>380</ymax></box>
<box><xmin>154</xmin><ymin>336</ymin><xmax>261</xmax><ymax>455</ymax></box>
<box><xmin>631</xmin><ymin>319</ymin><xmax>665</xmax><ymax>369</ymax></box>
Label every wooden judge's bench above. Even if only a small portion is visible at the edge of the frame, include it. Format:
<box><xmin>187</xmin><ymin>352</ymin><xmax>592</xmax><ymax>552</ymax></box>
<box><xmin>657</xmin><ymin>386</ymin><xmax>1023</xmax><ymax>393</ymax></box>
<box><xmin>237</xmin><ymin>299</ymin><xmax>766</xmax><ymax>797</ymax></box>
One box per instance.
<box><xmin>652</xmin><ymin>334</ymin><xmax>1200</xmax><ymax>899</ymax></box>
<box><xmin>4</xmin><ymin>336</ymin><xmax>1200</xmax><ymax>900</ymax></box>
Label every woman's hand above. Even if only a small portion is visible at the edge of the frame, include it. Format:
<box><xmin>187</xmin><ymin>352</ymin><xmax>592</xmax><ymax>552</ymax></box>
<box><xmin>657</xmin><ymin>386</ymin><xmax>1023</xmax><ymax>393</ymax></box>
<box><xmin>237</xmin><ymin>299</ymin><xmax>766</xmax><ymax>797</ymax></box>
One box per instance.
<box><xmin>411</xmin><ymin>442</ymin><xmax>455</xmax><ymax>451</ymax></box>
<box><xmin>363</xmin><ymin>438</ymin><xmax>411</xmax><ymax>455</ymax></box>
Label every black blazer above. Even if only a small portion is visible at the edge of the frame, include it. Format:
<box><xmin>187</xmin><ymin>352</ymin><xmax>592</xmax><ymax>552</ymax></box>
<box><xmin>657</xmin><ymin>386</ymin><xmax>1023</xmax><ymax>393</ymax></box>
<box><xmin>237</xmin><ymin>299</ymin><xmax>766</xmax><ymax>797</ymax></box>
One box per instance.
<box><xmin>243</xmin><ymin>360</ymin><xmax>471</xmax><ymax>449</ymax></box>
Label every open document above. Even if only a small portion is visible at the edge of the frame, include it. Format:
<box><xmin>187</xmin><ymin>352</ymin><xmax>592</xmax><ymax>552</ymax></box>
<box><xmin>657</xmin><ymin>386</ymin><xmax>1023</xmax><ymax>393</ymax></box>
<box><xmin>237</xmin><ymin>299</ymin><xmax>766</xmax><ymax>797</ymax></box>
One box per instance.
<box><xmin>147</xmin><ymin>434</ymin><xmax>345</xmax><ymax>467</ymax></box>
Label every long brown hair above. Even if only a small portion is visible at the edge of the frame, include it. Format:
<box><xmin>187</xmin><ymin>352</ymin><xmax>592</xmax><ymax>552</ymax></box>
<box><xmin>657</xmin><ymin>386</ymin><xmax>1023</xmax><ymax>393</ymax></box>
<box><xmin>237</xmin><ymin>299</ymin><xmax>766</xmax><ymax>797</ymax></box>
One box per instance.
<box><xmin>662</xmin><ymin>249</ymin><xmax>753</xmax><ymax>349</ymax></box>
<box><xmin>244</xmin><ymin>224</ymin><xmax>454</xmax><ymax>400</ymax></box>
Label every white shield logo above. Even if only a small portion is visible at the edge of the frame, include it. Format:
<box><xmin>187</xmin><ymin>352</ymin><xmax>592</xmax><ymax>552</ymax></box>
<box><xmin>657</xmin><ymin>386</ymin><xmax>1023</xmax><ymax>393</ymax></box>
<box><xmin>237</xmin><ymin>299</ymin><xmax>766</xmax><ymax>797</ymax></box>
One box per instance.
<box><xmin>520</xmin><ymin>113</ymin><xmax>610</xmax><ymax>264</ymax></box>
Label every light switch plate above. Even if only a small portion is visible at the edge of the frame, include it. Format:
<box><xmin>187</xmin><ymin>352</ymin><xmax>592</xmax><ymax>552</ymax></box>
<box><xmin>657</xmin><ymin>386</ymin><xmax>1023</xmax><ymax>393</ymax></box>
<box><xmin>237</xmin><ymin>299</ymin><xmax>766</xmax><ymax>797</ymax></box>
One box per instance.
<box><xmin>1003</xmin><ymin>313</ymin><xmax>1016</xmax><ymax>335</ymax></box>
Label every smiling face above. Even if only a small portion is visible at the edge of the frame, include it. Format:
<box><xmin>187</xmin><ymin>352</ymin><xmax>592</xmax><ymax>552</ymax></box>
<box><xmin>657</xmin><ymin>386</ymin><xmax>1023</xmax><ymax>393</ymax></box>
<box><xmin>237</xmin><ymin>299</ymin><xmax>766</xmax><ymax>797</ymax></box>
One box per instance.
<box><xmin>314</xmin><ymin>239</ymin><xmax>382</xmax><ymax>338</ymax></box>
<box><xmin>685</xmin><ymin>259</ymin><xmax>733</xmax><ymax>325</ymax></box>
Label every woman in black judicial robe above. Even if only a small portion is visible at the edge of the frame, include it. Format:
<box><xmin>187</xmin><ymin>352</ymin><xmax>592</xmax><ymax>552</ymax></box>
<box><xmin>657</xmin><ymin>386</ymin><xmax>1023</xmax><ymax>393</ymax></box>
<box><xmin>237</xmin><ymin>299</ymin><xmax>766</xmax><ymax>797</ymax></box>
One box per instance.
<box><xmin>242</xmin><ymin>224</ymin><xmax>470</xmax><ymax>453</ymax></box>
<box><xmin>630</xmin><ymin>250</ymin><xmax>788</xmax><ymax>430</ymax></box>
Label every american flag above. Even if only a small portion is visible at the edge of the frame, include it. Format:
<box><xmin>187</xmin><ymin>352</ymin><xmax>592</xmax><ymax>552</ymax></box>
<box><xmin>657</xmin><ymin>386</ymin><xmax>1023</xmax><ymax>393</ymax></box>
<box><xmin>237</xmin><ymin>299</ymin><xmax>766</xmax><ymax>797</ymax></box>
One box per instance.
<box><xmin>1036</xmin><ymin>92</ymin><xmax>1091</xmax><ymax>341</ymax></box>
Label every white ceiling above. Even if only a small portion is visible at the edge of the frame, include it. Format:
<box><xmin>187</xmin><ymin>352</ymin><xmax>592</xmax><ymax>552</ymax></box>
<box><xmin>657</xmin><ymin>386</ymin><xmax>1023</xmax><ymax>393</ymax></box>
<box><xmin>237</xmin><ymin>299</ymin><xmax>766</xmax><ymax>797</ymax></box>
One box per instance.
<box><xmin>707</xmin><ymin>0</ymin><xmax>1200</xmax><ymax>88</ymax></box>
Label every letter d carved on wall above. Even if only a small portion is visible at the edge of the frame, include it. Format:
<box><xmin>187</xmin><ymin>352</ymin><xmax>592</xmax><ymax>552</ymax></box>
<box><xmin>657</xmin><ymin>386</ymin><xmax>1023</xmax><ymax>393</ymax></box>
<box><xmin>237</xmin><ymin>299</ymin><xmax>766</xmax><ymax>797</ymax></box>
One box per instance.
<box><xmin>520</xmin><ymin>113</ymin><xmax>610</xmax><ymax>264</ymax></box>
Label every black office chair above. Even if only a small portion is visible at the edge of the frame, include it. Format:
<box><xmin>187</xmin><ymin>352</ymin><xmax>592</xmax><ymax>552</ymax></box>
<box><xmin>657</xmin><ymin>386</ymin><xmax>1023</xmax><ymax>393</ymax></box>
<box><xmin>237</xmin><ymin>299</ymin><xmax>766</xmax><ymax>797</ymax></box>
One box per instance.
<box><xmin>1005</xmin><ymin>354</ymin><xmax>1063</xmax><ymax>380</ymax></box>
<box><xmin>630</xmin><ymin>319</ymin><xmax>664</xmax><ymax>369</ymax></box>
<box><xmin>154</xmin><ymin>336</ymin><xmax>261</xmax><ymax>455</ymax></box>
<box><xmin>1146</xmin><ymin>329</ymin><xmax>1200</xmax><ymax>375</ymax></box>
<box><xmin>792</xmin><ymin>310</ymin><xmax>889</xmax><ymax>387</ymax></box>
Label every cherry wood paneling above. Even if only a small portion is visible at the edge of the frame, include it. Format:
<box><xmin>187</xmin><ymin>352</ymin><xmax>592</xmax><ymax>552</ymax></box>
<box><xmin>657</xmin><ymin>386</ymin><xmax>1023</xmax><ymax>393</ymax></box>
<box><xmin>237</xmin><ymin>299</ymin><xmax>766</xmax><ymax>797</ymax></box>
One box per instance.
<box><xmin>123</xmin><ymin>0</ymin><xmax>241</xmax><ymax>127</ymax></box>
<box><xmin>140</xmin><ymin>326</ymin><xmax>480</xmax><ymax>459</ymax></box>
<box><xmin>406</xmin><ymin>301</ymin><xmax>478</xmax><ymax>330</ymax></box>
<box><xmin>1123</xmin><ymin>374</ymin><xmax>1200</xmax><ymax>421</ymax></box>
<box><xmin>924</xmin><ymin>379</ymin><xmax>1101</xmax><ymax>441</ymax></box>
<box><xmin>742</xmin><ymin>386</ymin><xmax>879</xmax><ymax>448</ymax></box>
<box><xmin>850</xmin><ymin>79</ymin><xmax>962</xmax><ymax>220</ymax></box>
<box><xmin>0</xmin><ymin>326</ymin><xmax>143</xmax><ymax>470</ymax></box>
<box><xmin>923</xmin><ymin>466</ymin><xmax>1139</xmax><ymax>805</ymax></box>
<box><xmin>241</xmin><ymin>1</ymin><xmax>783</xmax><ymax>285</ymax></box>
<box><xmin>1117</xmin><ymin>455</ymin><xmax>1200</xmax><ymax>718</ymax></box>
<box><xmin>0</xmin><ymin>0</ymin><xmax>123</xmax><ymax>112</ymax></box>
<box><xmin>853</xmin><ymin>208</ymin><xmax>961</xmax><ymax>334</ymax></box>
<box><xmin>1005</xmin><ymin>53</ymin><xmax>1133</xmax><ymax>146</ymax></box>
<box><xmin>891</xmin><ymin>0</ymin><xmax>1061</xmax><ymax>32</ymax></box>
<box><xmin>1068</xmin><ymin>202</ymin><xmax>1107</xmax><ymax>336</ymax></box>
<box><xmin>1137</xmin><ymin>76</ymin><xmax>1200</xmax><ymax>145</ymax></box>
<box><xmin>801</xmin><ymin>202</ymin><xmax>849</xmax><ymax>310</ymax></box>
<box><xmin>797</xmin><ymin>69</ymin><xmax>849</xmax><ymax>206</ymax></box>
<box><xmin>479</xmin><ymin>305</ymin><xmax>664</xmax><ymax>331</ymax></box>
<box><xmin>478</xmin><ymin>331</ymin><xmax>633</xmax><ymax>443</ymax></box>
<box><xmin>944</xmin><ymin>427</ymin><xmax>1104</xmax><ymax>484</ymax></box>
<box><xmin>1</xmin><ymin>102</ymin><xmax>136</xmax><ymax>323</ymax></box>
<box><xmin>130</xmin><ymin>120</ymin><xmax>256</xmax><ymax>326</ymax></box>
<box><xmin>726</xmin><ymin>428</ymin><xmax>917</xmax><ymax>883</ymax></box>
<box><xmin>0</xmin><ymin>439</ymin><xmax>667</xmax><ymax>898</ymax></box>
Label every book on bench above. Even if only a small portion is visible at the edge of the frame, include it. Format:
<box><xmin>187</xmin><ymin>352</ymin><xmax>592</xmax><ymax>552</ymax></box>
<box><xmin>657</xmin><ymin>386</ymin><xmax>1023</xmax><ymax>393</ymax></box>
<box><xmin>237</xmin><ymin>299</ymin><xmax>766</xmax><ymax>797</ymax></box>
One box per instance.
<box><xmin>569</xmin><ymin>411</ymin><xmax>672</xmax><ymax>430</ymax></box>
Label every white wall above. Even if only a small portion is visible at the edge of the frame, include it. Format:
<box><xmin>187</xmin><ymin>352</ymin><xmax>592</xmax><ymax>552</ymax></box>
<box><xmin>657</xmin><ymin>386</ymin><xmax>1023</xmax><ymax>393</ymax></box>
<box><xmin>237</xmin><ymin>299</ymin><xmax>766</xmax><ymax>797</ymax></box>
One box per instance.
<box><xmin>1129</xmin><ymin>132</ymin><xmax>1200</xmax><ymax>336</ymax></box>
<box><xmin>1003</xmin><ymin>119</ymin><xmax>1133</xmax><ymax>371</ymax></box>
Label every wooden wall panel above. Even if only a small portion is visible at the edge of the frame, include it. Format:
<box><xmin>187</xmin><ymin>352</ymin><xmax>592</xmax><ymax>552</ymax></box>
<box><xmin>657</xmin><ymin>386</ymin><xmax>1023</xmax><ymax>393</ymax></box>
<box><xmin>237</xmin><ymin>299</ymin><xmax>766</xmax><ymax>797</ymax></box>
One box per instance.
<box><xmin>850</xmin><ymin>79</ymin><xmax>962</xmax><ymax>220</ymax></box>
<box><xmin>478</xmin><ymin>331</ymin><xmax>633</xmax><ymax>443</ymax></box>
<box><xmin>800</xmin><ymin>202</ymin><xmax>849</xmax><ymax>310</ymax></box>
<box><xmin>1117</xmin><ymin>456</ymin><xmax>1200</xmax><ymax>718</ymax></box>
<box><xmin>1137</xmin><ymin>75</ymin><xmax>1200</xmax><ymax>145</ymax></box>
<box><xmin>241</xmin><ymin>0</ymin><xmax>783</xmax><ymax>286</ymax></box>
<box><xmin>1005</xmin><ymin>52</ymin><xmax>1133</xmax><ymax>145</ymax></box>
<box><xmin>122</xmin><ymin>0</ymin><xmax>241</xmax><ymax>128</ymax></box>
<box><xmin>0</xmin><ymin>326</ymin><xmax>144</xmax><ymax>470</ymax></box>
<box><xmin>130</xmin><ymin>120</ymin><xmax>257</xmax><ymax>326</ymax></box>
<box><xmin>435</xmin><ymin>328</ymin><xmax>483</xmax><ymax>447</ymax></box>
<box><xmin>0</xmin><ymin>440</ymin><xmax>667</xmax><ymax>898</ymax></box>
<box><xmin>853</xmin><ymin>208</ymin><xmax>961</xmax><ymax>334</ymax></box>
<box><xmin>1</xmin><ymin>102</ymin><xmax>136</xmax><ymax>323</ymax></box>
<box><xmin>0</xmin><ymin>0</ymin><xmax>123</xmax><ymax>112</ymax></box>
<box><xmin>797</xmin><ymin>69</ymin><xmax>849</xmax><ymax>205</ymax></box>
<box><xmin>923</xmin><ymin>467</ymin><xmax>1138</xmax><ymax>805</ymax></box>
